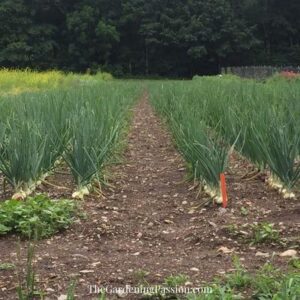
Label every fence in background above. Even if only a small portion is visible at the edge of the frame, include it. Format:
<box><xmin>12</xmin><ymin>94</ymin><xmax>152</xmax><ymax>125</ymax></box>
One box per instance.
<box><xmin>222</xmin><ymin>66</ymin><xmax>300</xmax><ymax>79</ymax></box>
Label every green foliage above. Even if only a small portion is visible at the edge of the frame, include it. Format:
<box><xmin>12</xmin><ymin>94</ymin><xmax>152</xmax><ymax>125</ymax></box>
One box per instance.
<box><xmin>251</xmin><ymin>223</ymin><xmax>280</xmax><ymax>245</ymax></box>
<box><xmin>0</xmin><ymin>79</ymin><xmax>139</xmax><ymax>195</ymax></box>
<box><xmin>1</xmin><ymin>0</ymin><xmax>299</xmax><ymax>75</ymax></box>
<box><xmin>149</xmin><ymin>76</ymin><xmax>300</xmax><ymax>195</ymax></box>
<box><xmin>186</xmin><ymin>261</ymin><xmax>300</xmax><ymax>300</ymax></box>
<box><xmin>0</xmin><ymin>262</ymin><xmax>15</xmax><ymax>270</ymax></box>
<box><xmin>66</xmin><ymin>281</ymin><xmax>77</xmax><ymax>300</ymax></box>
<box><xmin>225</xmin><ymin>257</ymin><xmax>252</xmax><ymax>289</ymax></box>
<box><xmin>289</xmin><ymin>258</ymin><xmax>300</xmax><ymax>270</ymax></box>
<box><xmin>164</xmin><ymin>274</ymin><xmax>189</xmax><ymax>287</ymax></box>
<box><xmin>16</xmin><ymin>242</ymin><xmax>44</xmax><ymax>300</ymax></box>
<box><xmin>272</xmin><ymin>274</ymin><xmax>300</xmax><ymax>300</ymax></box>
<box><xmin>0</xmin><ymin>195</ymin><xmax>78</xmax><ymax>239</ymax></box>
<box><xmin>240</xmin><ymin>207</ymin><xmax>248</xmax><ymax>216</ymax></box>
<box><xmin>252</xmin><ymin>264</ymin><xmax>282</xmax><ymax>298</ymax></box>
<box><xmin>0</xmin><ymin>69</ymin><xmax>113</xmax><ymax>95</ymax></box>
<box><xmin>65</xmin><ymin>102</ymin><xmax>118</xmax><ymax>188</ymax></box>
<box><xmin>149</xmin><ymin>82</ymin><xmax>231</xmax><ymax>199</ymax></box>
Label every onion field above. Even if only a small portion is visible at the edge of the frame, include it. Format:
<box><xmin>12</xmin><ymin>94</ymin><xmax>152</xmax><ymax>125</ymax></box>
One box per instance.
<box><xmin>0</xmin><ymin>71</ymin><xmax>299</xmax><ymax>300</ymax></box>
<box><xmin>0</xmin><ymin>77</ymin><xmax>140</xmax><ymax>199</ymax></box>
<box><xmin>149</xmin><ymin>75</ymin><xmax>300</xmax><ymax>201</ymax></box>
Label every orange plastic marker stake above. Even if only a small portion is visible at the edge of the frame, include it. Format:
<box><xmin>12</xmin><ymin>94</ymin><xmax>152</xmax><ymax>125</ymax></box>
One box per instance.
<box><xmin>220</xmin><ymin>173</ymin><xmax>228</xmax><ymax>208</ymax></box>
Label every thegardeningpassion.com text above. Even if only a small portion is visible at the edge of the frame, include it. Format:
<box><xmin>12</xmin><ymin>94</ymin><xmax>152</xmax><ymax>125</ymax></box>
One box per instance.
<box><xmin>89</xmin><ymin>285</ymin><xmax>213</xmax><ymax>295</ymax></box>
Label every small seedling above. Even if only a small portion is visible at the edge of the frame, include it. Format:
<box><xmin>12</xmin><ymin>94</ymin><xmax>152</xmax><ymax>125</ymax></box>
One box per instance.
<box><xmin>134</xmin><ymin>269</ymin><xmax>150</xmax><ymax>285</ymax></box>
<box><xmin>273</xmin><ymin>273</ymin><xmax>300</xmax><ymax>299</ymax></box>
<box><xmin>164</xmin><ymin>274</ymin><xmax>189</xmax><ymax>287</ymax></box>
<box><xmin>225</xmin><ymin>256</ymin><xmax>252</xmax><ymax>289</ymax></box>
<box><xmin>67</xmin><ymin>280</ymin><xmax>76</xmax><ymax>300</ymax></box>
<box><xmin>227</xmin><ymin>224</ymin><xmax>239</xmax><ymax>236</ymax></box>
<box><xmin>240</xmin><ymin>207</ymin><xmax>248</xmax><ymax>216</ymax></box>
<box><xmin>289</xmin><ymin>258</ymin><xmax>300</xmax><ymax>269</ymax></box>
<box><xmin>0</xmin><ymin>263</ymin><xmax>15</xmax><ymax>270</ymax></box>
<box><xmin>251</xmin><ymin>223</ymin><xmax>279</xmax><ymax>245</ymax></box>
<box><xmin>252</xmin><ymin>263</ymin><xmax>281</xmax><ymax>298</ymax></box>
<box><xmin>98</xmin><ymin>291</ymin><xmax>106</xmax><ymax>300</ymax></box>
<box><xmin>17</xmin><ymin>241</ymin><xmax>45</xmax><ymax>300</ymax></box>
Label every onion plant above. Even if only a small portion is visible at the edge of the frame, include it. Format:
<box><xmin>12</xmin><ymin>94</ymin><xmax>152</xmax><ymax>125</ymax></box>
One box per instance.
<box><xmin>252</xmin><ymin>116</ymin><xmax>300</xmax><ymax>197</ymax></box>
<box><xmin>65</xmin><ymin>84</ymin><xmax>137</xmax><ymax>198</ymax></box>
<box><xmin>149</xmin><ymin>82</ymin><xmax>231</xmax><ymax>203</ymax></box>
<box><xmin>0</xmin><ymin>74</ymin><xmax>140</xmax><ymax>199</ymax></box>
<box><xmin>172</xmin><ymin>121</ymin><xmax>229</xmax><ymax>202</ymax></box>
<box><xmin>64</xmin><ymin>104</ymin><xmax>119</xmax><ymax>199</ymax></box>
<box><xmin>148</xmin><ymin>75</ymin><xmax>300</xmax><ymax>201</ymax></box>
<box><xmin>0</xmin><ymin>120</ymin><xmax>47</xmax><ymax>195</ymax></box>
<box><xmin>0</xmin><ymin>91</ymin><xmax>70</xmax><ymax>198</ymax></box>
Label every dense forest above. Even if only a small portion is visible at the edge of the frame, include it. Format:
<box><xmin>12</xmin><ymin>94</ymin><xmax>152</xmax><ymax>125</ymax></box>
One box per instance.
<box><xmin>0</xmin><ymin>0</ymin><xmax>299</xmax><ymax>77</ymax></box>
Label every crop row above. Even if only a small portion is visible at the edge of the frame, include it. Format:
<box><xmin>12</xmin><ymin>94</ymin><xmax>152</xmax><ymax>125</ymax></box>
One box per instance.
<box><xmin>0</xmin><ymin>82</ymin><xmax>140</xmax><ymax>199</ymax></box>
<box><xmin>149</xmin><ymin>75</ymin><xmax>300</xmax><ymax>201</ymax></box>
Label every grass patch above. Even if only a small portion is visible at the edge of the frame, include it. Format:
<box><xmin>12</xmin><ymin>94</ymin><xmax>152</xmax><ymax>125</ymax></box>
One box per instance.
<box><xmin>140</xmin><ymin>258</ymin><xmax>300</xmax><ymax>299</ymax></box>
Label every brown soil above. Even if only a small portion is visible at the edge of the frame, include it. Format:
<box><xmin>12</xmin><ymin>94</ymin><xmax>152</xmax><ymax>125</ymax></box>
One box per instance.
<box><xmin>0</xmin><ymin>96</ymin><xmax>299</xmax><ymax>299</ymax></box>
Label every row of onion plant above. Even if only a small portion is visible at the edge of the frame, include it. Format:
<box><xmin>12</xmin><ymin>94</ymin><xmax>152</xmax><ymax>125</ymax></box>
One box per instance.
<box><xmin>150</xmin><ymin>75</ymin><xmax>299</xmax><ymax>199</ymax></box>
<box><xmin>0</xmin><ymin>82</ymin><xmax>139</xmax><ymax>199</ymax></box>
<box><xmin>149</xmin><ymin>82</ymin><xmax>232</xmax><ymax>203</ymax></box>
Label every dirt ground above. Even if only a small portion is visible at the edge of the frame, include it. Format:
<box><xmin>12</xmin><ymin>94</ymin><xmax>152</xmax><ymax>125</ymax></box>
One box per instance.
<box><xmin>0</xmin><ymin>97</ymin><xmax>299</xmax><ymax>299</ymax></box>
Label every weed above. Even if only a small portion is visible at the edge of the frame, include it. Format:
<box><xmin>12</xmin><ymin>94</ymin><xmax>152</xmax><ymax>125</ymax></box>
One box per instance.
<box><xmin>289</xmin><ymin>258</ymin><xmax>300</xmax><ymax>269</ymax></box>
<box><xmin>164</xmin><ymin>274</ymin><xmax>189</xmax><ymax>287</ymax></box>
<box><xmin>0</xmin><ymin>262</ymin><xmax>15</xmax><ymax>270</ymax></box>
<box><xmin>240</xmin><ymin>207</ymin><xmax>248</xmax><ymax>216</ymax></box>
<box><xmin>251</xmin><ymin>222</ymin><xmax>280</xmax><ymax>245</ymax></box>
<box><xmin>98</xmin><ymin>291</ymin><xmax>107</xmax><ymax>300</ymax></box>
<box><xmin>225</xmin><ymin>256</ymin><xmax>252</xmax><ymax>289</ymax></box>
<box><xmin>252</xmin><ymin>263</ymin><xmax>282</xmax><ymax>298</ymax></box>
<box><xmin>66</xmin><ymin>280</ymin><xmax>77</xmax><ymax>300</ymax></box>
<box><xmin>273</xmin><ymin>273</ymin><xmax>300</xmax><ymax>300</ymax></box>
<box><xmin>0</xmin><ymin>195</ymin><xmax>78</xmax><ymax>239</ymax></box>
<box><xmin>16</xmin><ymin>241</ymin><xmax>45</xmax><ymax>300</ymax></box>
<box><xmin>134</xmin><ymin>269</ymin><xmax>150</xmax><ymax>285</ymax></box>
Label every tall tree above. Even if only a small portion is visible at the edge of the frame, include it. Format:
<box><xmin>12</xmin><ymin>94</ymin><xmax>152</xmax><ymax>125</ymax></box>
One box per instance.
<box><xmin>0</xmin><ymin>0</ymin><xmax>299</xmax><ymax>75</ymax></box>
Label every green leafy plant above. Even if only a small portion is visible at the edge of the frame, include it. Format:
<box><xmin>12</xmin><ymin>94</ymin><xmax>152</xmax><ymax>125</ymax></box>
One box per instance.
<box><xmin>148</xmin><ymin>77</ymin><xmax>300</xmax><ymax>201</ymax></box>
<box><xmin>65</xmin><ymin>104</ymin><xmax>119</xmax><ymax>198</ymax></box>
<box><xmin>0</xmin><ymin>195</ymin><xmax>78</xmax><ymax>239</ymax></box>
<box><xmin>272</xmin><ymin>273</ymin><xmax>300</xmax><ymax>300</ymax></box>
<box><xmin>289</xmin><ymin>258</ymin><xmax>300</xmax><ymax>269</ymax></box>
<box><xmin>251</xmin><ymin>223</ymin><xmax>280</xmax><ymax>245</ymax></box>
<box><xmin>0</xmin><ymin>262</ymin><xmax>15</xmax><ymax>270</ymax></box>
<box><xmin>225</xmin><ymin>256</ymin><xmax>252</xmax><ymax>289</ymax></box>
<box><xmin>98</xmin><ymin>291</ymin><xmax>107</xmax><ymax>300</ymax></box>
<box><xmin>252</xmin><ymin>263</ymin><xmax>286</xmax><ymax>299</ymax></box>
<box><xmin>164</xmin><ymin>274</ymin><xmax>189</xmax><ymax>287</ymax></box>
<box><xmin>149</xmin><ymin>83</ymin><xmax>231</xmax><ymax>203</ymax></box>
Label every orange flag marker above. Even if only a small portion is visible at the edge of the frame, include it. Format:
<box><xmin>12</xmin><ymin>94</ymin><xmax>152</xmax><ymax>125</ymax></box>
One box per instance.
<box><xmin>220</xmin><ymin>173</ymin><xmax>228</xmax><ymax>208</ymax></box>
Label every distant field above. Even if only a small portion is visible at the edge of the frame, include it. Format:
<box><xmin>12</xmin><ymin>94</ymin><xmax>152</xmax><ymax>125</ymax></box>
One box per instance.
<box><xmin>0</xmin><ymin>69</ymin><xmax>113</xmax><ymax>95</ymax></box>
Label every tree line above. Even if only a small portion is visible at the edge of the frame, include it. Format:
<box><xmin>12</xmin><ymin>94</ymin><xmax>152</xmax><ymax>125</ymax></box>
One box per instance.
<box><xmin>0</xmin><ymin>0</ymin><xmax>299</xmax><ymax>77</ymax></box>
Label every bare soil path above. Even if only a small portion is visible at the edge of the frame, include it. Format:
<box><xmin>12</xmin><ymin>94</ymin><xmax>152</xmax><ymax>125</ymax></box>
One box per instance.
<box><xmin>0</xmin><ymin>96</ymin><xmax>299</xmax><ymax>299</ymax></box>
